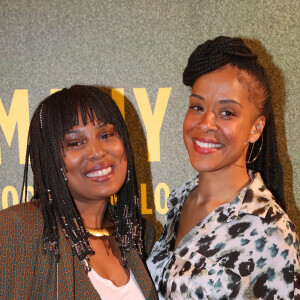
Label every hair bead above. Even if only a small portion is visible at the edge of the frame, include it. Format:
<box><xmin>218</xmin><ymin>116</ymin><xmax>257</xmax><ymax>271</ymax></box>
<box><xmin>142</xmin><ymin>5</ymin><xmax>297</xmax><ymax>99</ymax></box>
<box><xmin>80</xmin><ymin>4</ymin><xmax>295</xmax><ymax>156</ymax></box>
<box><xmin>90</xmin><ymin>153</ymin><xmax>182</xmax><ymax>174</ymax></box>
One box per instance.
<box><xmin>21</xmin><ymin>85</ymin><xmax>143</xmax><ymax>268</ymax></box>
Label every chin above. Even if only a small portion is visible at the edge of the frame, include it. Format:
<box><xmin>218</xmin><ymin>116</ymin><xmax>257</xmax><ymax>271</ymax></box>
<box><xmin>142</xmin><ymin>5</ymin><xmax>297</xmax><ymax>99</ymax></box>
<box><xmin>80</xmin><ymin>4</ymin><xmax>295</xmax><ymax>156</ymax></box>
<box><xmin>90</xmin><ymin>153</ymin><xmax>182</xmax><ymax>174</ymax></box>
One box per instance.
<box><xmin>190</xmin><ymin>161</ymin><xmax>217</xmax><ymax>173</ymax></box>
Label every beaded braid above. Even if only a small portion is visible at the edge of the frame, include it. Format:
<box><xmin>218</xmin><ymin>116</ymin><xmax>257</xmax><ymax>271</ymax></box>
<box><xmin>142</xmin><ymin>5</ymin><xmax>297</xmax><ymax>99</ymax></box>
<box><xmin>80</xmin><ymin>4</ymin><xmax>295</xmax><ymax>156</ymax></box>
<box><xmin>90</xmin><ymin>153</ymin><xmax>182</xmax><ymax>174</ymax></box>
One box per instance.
<box><xmin>183</xmin><ymin>36</ymin><xmax>286</xmax><ymax>210</ymax></box>
<box><xmin>20</xmin><ymin>85</ymin><xmax>143</xmax><ymax>270</ymax></box>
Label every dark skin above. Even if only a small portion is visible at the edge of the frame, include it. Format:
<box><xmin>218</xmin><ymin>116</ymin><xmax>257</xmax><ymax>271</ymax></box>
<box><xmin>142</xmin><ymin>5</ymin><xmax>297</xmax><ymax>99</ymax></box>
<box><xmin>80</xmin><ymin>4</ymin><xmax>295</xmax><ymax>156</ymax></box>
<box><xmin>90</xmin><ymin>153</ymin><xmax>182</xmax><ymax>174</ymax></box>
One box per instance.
<box><xmin>175</xmin><ymin>178</ymin><xmax>250</xmax><ymax>249</ymax></box>
<box><xmin>63</xmin><ymin>115</ymin><xmax>130</xmax><ymax>286</ymax></box>
<box><xmin>175</xmin><ymin>65</ymin><xmax>265</xmax><ymax>249</ymax></box>
<box><xmin>88</xmin><ymin>235</ymin><xmax>129</xmax><ymax>286</ymax></box>
<box><xmin>85</xmin><ymin>209</ymin><xmax>129</xmax><ymax>286</ymax></box>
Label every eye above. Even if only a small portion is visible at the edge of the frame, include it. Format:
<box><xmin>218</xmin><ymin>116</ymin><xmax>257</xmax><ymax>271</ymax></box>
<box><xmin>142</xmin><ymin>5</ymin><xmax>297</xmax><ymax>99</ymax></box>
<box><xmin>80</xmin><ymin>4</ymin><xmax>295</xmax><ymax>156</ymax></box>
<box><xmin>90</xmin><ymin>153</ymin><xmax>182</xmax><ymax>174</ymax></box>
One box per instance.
<box><xmin>220</xmin><ymin>110</ymin><xmax>236</xmax><ymax>119</ymax></box>
<box><xmin>189</xmin><ymin>104</ymin><xmax>204</xmax><ymax>112</ymax></box>
<box><xmin>99</xmin><ymin>131</ymin><xmax>114</xmax><ymax>140</ymax></box>
<box><xmin>66</xmin><ymin>140</ymin><xmax>84</xmax><ymax>148</ymax></box>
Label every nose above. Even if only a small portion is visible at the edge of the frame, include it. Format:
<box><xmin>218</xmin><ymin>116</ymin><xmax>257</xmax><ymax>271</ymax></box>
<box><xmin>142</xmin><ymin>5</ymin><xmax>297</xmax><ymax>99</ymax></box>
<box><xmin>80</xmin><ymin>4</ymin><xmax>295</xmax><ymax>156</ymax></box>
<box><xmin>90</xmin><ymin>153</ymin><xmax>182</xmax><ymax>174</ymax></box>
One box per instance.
<box><xmin>198</xmin><ymin>111</ymin><xmax>217</xmax><ymax>132</ymax></box>
<box><xmin>86</xmin><ymin>140</ymin><xmax>106</xmax><ymax>161</ymax></box>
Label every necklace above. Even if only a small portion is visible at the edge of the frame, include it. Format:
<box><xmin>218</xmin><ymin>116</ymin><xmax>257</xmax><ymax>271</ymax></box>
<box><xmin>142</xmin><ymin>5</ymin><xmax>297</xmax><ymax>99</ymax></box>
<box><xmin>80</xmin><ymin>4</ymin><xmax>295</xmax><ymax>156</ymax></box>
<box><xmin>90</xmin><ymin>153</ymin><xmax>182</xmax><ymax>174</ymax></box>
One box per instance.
<box><xmin>85</xmin><ymin>224</ymin><xmax>115</xmax><ymax>237</ymax></box>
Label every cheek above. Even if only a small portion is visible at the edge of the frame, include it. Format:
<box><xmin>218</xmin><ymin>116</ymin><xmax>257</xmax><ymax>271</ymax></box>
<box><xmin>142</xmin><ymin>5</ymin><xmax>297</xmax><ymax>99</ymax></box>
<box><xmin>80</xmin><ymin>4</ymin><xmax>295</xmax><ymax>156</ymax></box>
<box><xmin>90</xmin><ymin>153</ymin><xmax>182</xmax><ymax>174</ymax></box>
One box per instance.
<box><xmin>119</xmin><ymin>152</ymin><xmax>128</xmax><ymax>172</ymax></box>
<box><xmin>182</xmin><ymin>122</ymin><xmax>189</xmax><ymax>149</ymax></box>
<box><xmin>222</xmin><ymin>125</ymin><xmax>237</xmax><ymax>143</ymax></box>
<box><xmin>113</xmin><ymin>142</ymin><xmax>126</xmax><ymax>161</ymax></box>
<box><xmin>121</xmin><ymin>159</ymin><xmax>128</xmax><ymax>176</ymax></box>
<box><xmin>183</xmin><ymin>113</ymin><xmax>192</xmax><ymax>131</ymax></box>
<box><xmin>112</xmin><ymin>142</ymin><xmax>127</xmax><ymax>172</ymax></box>
<box><xmin>115</xmin><ymin>156</ymin><xmax>128</xmax><ymax>189</ymax></box>
<box><xmin>64</xmin><ymin>153</ymin><xmax>83</xmax><ymax>173</ymax></box>
<box><xmin>183</xmin><ymin>114</ymin><xmax>195</xmax><ymax>140</ymax></box>
<box><xmin>221</xmin><ymin>123</ymin><xmax>248</xmax><ymax>148</ymax></box>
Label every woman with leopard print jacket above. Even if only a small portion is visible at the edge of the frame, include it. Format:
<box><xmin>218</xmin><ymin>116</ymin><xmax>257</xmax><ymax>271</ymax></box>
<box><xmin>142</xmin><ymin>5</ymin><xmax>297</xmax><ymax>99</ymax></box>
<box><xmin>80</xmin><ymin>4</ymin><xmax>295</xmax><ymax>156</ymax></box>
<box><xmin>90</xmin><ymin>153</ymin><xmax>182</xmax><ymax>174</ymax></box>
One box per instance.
<box><xmin>147</xmin><ymin>36</ymin><xmax>300</xmax><ymax>299</ymax></box>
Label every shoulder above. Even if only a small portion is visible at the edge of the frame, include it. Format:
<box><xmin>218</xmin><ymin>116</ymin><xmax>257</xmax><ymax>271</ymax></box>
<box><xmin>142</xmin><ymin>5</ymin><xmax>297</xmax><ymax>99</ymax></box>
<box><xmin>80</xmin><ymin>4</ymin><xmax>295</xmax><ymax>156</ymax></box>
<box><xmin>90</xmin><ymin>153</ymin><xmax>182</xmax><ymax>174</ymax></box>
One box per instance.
<box><xmin>240</xmin><ymin>173</ymin><xmax>291</xmax><ymax>225</ymax></box>
<box><xmin>167</xmin><ymin>175</ymin><xmax>198</xmax><ymax>209</ymax></box>
<box><xmin>0</xmin><ymin>200</ymin><xmax>43</xmax><ymax>235</ymax></box>
<box><xmin>0</xmin><ymin>201</ymin><xmax>47</xmax><ymax>299</ymax></box>
<box><xmin>224</xmin><ymin>172</ymin><xmax>299</xmax><ymax>258</ymax></box>
<box><xmin>234</xmin><ymin>174</ymin><xmax>299</xmax><ymax>256</ymax></box>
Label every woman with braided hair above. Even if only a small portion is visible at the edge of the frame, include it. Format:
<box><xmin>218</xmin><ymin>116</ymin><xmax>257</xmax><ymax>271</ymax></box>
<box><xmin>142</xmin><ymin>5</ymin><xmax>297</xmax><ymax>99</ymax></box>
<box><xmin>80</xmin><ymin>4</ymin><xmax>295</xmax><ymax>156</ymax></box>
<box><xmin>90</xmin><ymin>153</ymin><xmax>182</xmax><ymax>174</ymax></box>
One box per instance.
<box><xmin>0</xmin><ymin>85</ymin><xmax>157</xmax><ymax>299</ymax></box>
<box><xmin>147</xmin><ymin>37</ymin><xmax>300</xmax><ymax>299</ymax></box>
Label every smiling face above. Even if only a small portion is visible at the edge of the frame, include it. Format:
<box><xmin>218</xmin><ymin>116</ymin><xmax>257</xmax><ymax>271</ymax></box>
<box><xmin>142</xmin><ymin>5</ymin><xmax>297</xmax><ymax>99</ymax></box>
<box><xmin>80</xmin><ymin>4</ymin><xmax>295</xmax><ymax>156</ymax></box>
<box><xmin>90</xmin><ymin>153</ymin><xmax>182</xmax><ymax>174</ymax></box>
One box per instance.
<box><xmin>183</xmin><ymin>64</ymin><xmax>265</xmax><ymax>174</ymax></box>
<box><xmin>62</xmin><ymin>115</ymin><xmax>127</xmax><ymax>205</ymax></box>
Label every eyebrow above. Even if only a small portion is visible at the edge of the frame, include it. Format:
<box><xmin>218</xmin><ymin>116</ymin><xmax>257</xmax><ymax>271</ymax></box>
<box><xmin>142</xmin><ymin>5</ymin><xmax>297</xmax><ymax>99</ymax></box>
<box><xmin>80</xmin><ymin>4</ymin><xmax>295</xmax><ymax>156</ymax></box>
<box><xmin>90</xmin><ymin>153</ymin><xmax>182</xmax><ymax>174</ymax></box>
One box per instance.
<box><xmin>190</xmin><ymin>94</ymin><xmax>243</xmax><ymax>108</ymax></box>
<box><xmin>66</xmin><ymin>123</ymin><xmax>112</xmax><ymax>135</ymax></box>
<box><xmin>66</xmin><ymin>129</ymin><xmax>81</xmax><ymax>135</ymax></box>
<box><xmin>219</xmin><ymin>99</ymin><xmax>243</xmax><ymax>108</ymax></box>
<box><xmin>190</xmin><ymin>93</ymin><xmax>204</xmax><ymax>100</ymax></box>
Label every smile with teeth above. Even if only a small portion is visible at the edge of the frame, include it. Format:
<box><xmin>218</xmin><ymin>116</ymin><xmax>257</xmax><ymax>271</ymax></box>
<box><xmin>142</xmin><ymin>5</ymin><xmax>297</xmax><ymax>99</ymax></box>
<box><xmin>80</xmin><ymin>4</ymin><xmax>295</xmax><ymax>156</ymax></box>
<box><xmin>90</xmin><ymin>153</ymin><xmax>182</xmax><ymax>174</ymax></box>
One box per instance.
<box><xmin>194</xmin><ymin>140</ymin><xmax>223</xmax><ymax>149</ymax></box>
<box><xmin>86</xmin><ymin>167</ymin><xmax>112</xmax><ymax>178</ymax></box>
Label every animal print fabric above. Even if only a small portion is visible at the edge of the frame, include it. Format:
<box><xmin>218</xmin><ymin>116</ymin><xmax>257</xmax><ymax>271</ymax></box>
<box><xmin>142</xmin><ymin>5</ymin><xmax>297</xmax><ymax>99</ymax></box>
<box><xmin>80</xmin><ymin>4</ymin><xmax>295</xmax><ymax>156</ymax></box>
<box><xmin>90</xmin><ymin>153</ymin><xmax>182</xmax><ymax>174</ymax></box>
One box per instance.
<box><xmin>147</xmin><ymin>173</ymin><xmax>300</xmax><ymax>299</ymax></box>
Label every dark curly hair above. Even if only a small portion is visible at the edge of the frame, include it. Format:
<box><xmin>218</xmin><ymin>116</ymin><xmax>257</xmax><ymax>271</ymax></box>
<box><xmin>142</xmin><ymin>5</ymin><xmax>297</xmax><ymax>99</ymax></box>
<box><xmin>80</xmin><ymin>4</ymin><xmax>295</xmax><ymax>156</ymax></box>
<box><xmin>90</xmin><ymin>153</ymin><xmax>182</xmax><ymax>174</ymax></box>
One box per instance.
<box><xmin>183</xmin><ymin>36</ymin><xmax>285</xmax><ymax>211</ymax></box>
<box><xmin>21</xmin><ymin>85</ymin><xmax>143</xmax><ymax>270</ymax></box>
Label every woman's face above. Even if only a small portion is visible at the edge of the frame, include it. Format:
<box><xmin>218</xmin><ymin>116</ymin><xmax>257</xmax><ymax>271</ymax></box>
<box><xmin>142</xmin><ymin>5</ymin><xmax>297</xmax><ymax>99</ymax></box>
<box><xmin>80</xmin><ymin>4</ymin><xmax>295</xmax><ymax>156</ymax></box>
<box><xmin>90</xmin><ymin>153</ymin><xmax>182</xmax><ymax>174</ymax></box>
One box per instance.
<box><xmin>62</xmin><ymin>115</ymin><xmax>127</xmax><ymax>204</ymax></box>
<box><xmin>183</xmin><ymin>65</ymin><xmax>265</xmax><ymax>174</ymax></box>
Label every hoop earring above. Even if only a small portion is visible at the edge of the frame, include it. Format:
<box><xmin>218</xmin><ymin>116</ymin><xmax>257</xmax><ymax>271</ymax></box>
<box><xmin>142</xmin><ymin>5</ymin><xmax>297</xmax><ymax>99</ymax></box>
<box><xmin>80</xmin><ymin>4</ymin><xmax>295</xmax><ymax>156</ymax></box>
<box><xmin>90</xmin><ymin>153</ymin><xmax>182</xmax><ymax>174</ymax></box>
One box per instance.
<box><xmin>246</xmin><ymin>133</ymin><xmax>263</xmax><ymax>163</ymax></box>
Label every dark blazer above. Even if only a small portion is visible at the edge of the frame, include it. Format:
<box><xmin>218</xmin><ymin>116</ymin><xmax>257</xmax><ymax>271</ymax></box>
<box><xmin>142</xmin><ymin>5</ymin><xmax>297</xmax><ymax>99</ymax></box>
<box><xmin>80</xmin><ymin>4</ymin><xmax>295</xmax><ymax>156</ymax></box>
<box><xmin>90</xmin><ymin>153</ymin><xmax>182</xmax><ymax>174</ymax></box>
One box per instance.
<box><xmin>0</xmin><ymin>200</ymin><xmax>158</xmax><ymax>299</ymax></box>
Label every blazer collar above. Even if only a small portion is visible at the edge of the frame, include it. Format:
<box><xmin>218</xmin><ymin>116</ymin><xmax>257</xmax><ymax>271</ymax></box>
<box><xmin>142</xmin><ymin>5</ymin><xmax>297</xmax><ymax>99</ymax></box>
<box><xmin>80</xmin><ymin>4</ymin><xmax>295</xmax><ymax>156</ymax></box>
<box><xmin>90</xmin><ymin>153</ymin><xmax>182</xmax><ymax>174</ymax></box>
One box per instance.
<box><xmin>58</xmin><ymin>223</ymin><xmax>156</xmax><ymax>299</ymax></box>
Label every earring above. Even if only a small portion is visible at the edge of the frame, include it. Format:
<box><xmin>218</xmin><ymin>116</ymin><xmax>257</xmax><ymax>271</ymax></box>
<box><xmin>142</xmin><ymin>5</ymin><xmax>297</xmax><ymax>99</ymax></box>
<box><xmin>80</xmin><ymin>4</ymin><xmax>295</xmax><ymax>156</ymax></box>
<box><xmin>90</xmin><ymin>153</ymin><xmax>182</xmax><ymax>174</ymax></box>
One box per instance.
<box><xmin>246</xmin><ymin>133</ymin><xmax>263</xmax><ymax>163</ymax></box>
<box><xmin>61</xmin><ymin>168</ymin><xmax>68</xmax><ymax>183</ymax></box>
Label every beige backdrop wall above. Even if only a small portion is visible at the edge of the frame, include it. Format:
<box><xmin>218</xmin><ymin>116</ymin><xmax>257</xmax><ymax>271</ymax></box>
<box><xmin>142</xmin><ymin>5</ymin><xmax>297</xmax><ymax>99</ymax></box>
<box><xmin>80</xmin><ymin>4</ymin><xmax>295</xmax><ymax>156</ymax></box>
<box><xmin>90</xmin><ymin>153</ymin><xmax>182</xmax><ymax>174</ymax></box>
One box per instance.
<box><xmin>1</xmin><ymin>0</ymin><xmax>299</xmax><ymax>235</ymax></box>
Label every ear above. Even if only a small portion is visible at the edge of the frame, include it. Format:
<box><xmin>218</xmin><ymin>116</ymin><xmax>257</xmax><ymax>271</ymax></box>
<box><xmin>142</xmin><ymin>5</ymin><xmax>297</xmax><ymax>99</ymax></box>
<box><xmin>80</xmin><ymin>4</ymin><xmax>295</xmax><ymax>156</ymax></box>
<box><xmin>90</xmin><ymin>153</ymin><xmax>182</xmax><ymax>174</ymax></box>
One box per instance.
<box><xmin>249</xmin><ymin>116</ymin><xmax>266</xmax><ymax>143</ymax></box>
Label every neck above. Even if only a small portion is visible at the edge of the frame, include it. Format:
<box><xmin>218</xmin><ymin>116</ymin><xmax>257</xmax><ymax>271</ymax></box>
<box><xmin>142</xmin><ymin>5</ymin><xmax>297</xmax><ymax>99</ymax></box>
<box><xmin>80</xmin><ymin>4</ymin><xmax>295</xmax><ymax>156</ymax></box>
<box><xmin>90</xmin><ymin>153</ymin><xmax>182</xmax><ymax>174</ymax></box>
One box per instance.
<box><xmin>74</xmin><ymin>198</ymin><xmax>110</xmax><ymax>228</ymax></box>
<box><xmin>195</xmin><ymin>166</ymin><xmax>250</xmax><ymax>205</ymax></box>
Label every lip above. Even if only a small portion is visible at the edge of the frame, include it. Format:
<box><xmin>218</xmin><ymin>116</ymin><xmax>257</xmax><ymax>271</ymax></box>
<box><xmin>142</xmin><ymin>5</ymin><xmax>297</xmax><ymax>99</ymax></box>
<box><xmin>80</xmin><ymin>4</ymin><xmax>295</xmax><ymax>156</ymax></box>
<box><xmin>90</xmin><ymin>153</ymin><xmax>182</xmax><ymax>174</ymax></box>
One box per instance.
<box><xmin>85</xmin><ymin>163</ymin><xmax>114</xmax><ymax>183</ymax></box>
<box><xmin>192</xmin><ymin>137</ymin><xmax>224</xmax><ymax>154</ymax></box>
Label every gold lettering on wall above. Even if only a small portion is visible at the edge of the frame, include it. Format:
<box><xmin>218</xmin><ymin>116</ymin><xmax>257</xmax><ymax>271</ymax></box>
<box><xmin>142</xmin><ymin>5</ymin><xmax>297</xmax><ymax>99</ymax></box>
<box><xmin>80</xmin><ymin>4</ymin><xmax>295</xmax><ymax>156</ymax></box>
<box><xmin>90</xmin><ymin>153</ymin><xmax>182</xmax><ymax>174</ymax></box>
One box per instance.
<box><xmin>0</xmin><ymin>90</ymin><xmax>29</xmax><ymax>164</ymax></box>
<box><xmin>134</xmin><ymin>88</ymin><xmax>171</xmax><ymax>162</ymax></box>
<box><xmin>140</xmin><ymin>183</ymin><xmax>153</xmax><ymax>214</ymax></box>
<box><xmin>111</xmin><ymin>88</ymin><xmax>125</xmax><ymax>118</ymax></box>
<box><xmin>2</xmin><ymin>186</ymin><xmax>18</xmax><ymax>209</ymax></box>
<box><xmin>1</xmin><ymin>183</ymin><xmax>169</xmax><ymax>214</ymax></box>
<box><xmin>154</xmin><ymin>182</ymin><xmax>170</xmax><ymax>214</ymax></box>
<box><xmin>2</xmin><ymin>185</ymin><xmax>34</xmax><ymax>209</ymax></box>
<box><xmin>0</xmin><ymin>88</ymin><xmax>172</xmax><ymax>214</ymax></box>
<box><xmin>50</xmin><ymin>89</ymin><xmax>61</xmax><ymax>95</ymax></box>
<box><xmin>0</xmin><ymin>87</ymin><xmax>171</xmax><ymax>164</ymax></box>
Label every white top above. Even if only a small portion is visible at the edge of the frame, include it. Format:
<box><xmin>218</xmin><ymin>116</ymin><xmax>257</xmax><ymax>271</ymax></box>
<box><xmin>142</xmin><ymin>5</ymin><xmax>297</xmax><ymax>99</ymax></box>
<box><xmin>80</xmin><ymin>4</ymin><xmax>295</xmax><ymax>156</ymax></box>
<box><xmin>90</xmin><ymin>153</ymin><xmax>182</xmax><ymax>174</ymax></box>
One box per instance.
<box><xmin>88</xmin><ymin>268</ymin><xmax>145</xmax><ymax>300</ymax></box>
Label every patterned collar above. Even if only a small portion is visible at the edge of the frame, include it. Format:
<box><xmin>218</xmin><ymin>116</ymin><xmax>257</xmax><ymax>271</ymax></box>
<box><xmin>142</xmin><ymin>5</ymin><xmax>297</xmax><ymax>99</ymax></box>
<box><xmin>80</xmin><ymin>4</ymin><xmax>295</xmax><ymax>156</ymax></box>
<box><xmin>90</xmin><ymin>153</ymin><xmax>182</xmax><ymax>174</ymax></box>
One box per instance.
<box><xmin>166</xmin><ymin>171</ymin><xmax>283</xmax><ymax>224</ymax></box>
<box><xmin>164</xmin><ymin>171</ymin><xmax>285</xmax><ymax>253</ymax></box>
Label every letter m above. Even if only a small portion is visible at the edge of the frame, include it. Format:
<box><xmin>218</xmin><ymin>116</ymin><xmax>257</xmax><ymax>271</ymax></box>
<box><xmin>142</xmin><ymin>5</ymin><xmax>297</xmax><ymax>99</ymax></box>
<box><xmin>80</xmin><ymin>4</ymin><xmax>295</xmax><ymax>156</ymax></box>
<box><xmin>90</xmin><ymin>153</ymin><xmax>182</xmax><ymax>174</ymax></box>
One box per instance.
<box><xmin>0</xmin><ymin>90</ymin><xmax>29</xmax><ymax>164</ymax></box>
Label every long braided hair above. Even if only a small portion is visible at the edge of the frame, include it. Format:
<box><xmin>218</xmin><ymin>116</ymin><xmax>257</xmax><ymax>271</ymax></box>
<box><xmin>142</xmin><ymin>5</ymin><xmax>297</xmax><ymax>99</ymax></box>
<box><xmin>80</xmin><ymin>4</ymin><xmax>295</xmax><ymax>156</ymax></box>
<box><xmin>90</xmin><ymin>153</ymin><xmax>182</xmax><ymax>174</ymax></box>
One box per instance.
<box><xmin>183</xmin><ymin>36</ymin><xmax>285</xmax><ymax>211</ymax></box>
<box><xmin>21</xmin><ymin>85</ymin><xmax>143</xmax><ymax>270</ymax></box>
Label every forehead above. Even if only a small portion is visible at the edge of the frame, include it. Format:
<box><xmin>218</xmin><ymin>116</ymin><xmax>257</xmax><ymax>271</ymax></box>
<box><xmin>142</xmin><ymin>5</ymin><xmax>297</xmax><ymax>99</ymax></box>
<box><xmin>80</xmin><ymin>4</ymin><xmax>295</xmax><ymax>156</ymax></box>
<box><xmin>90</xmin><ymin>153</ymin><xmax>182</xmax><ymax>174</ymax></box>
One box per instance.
<box><xmin>65</xmin><ymin>109</ymin><xmax>111</xmax><ymax>130</ymax></box>
<box><xmin>66</xmin><ymin>119</ymin><xmax>114</xmax><ymax>135</ymax></box>
<box><xmin>191</xmin><ymin>65</ymin><xmax>251</xmax><ymax>103</ymax></box>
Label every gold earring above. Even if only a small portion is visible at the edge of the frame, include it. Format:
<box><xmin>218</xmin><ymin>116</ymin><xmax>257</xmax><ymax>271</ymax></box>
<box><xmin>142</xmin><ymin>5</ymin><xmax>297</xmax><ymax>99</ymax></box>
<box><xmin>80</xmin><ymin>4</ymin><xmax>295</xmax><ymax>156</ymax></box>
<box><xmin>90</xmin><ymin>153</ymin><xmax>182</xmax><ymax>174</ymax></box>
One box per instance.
<box><xmin>246</xmin><ymin>133</ymin><xmax>263</xmax><ymax>163</ymax></box>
